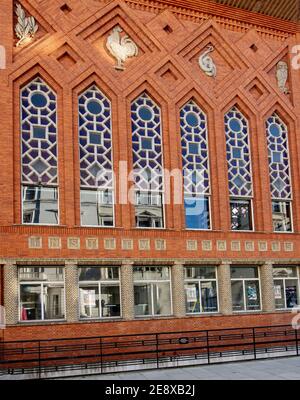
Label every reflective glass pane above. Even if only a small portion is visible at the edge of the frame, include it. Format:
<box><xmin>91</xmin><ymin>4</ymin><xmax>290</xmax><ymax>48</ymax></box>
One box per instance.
<box><xmin>245</xmin><ymin>281</ymin><xmax>261</xmax><ymax>311</ymax></box>
<box><xmin>20</xmin><ymin>284</ymin><xmax>42</xmax><ymax>321</ymax></box>
<box><xmin>272</xmin><ymin>201</ymin><xmax>292</xmax><ymax>232</ymax></box>
<box><xmin>79</xmin><ymin>286</ymin><xmax>100</xmax><ymax>319</ymax></box>
<box><xmin>80</xmin><ymin>189</ymin><xmax>114</xmax><ymax>227</ymax></box>
<box><xmin>230</xmin><ymin>199</ymin><xmax>252</xmax><ymax>231</ymax></box>
<box><xmin>133</xmin><ymin>267</ymin><xmax>169</xmax><ymax>281</ymax></box>
<box><xmin>22</xmin><ymin>186</ymin><xmax>59</xmax><ymax>225</ymax></box>
<box><xmin>43</xmin><ymin>284</ymin><xmax>65</xmax><ymax>320</ymax></box>
<box><xmin>201</xmin><ymin>281</ymin><xmax>218</xmax><ymax>313</ymax></box>
<box><xmin>185</xmin><ymin>196</ymin><xmax>210</xmax><ymax>230</ymax></box>
<box><xmin>273</xmin><ymin>267</ymin><xmax>297</xmax><ymax>278</ymax></box>
<box><xmin>134</xmin><ymin>284</ymin><xmax>152</xmax><ymax>316</ymax></box>
<box><xmin>79</xmin><ymin>267</ymin><xmax>119</xmax><ymax>282</ymax></box>
<box><xmin>274</xmin><ymin>280</ymin><xmax>285</xmax><ymax>309</ymax></box>
<box><xmin>153</xmin><ymin>282</ymin><xmax>171</xmax><ymax>315</ymax></box>
<box><xmin>185</xmin><ymin>282</ymin><xmax>200</xmax><ymax>313</ymax></box>
<box><xmin>286</xmin><ymin>279</ymin><xmax>299</xmax><ymax>308</ymax></box>
<box><xmin>101</xmin><ymin>285</ymin><xmax>121</xmax><ymax>317</ymax></box>
<box><xmin>231</xmin><ymin>280</ymin><xmax>244</xmax><ymax>311</ymax></box>
<box><xmin>19</xmin><ymin>267</ymin><xmax>64</xmax><ymax>282</ymax></box>
<box><xmin>135</xmin><ymin>192</ymin><xmax>164</xmax><ymax>228</ymax></box>
<box><xmin>185</xmin><ymin>267</ymin><xmax>216</xmax><ymax>280</ymax></box>
<box><xmin>231</xmin><ymin>266</ymin><xmax>258</xmax><ymax>279</ymax></box>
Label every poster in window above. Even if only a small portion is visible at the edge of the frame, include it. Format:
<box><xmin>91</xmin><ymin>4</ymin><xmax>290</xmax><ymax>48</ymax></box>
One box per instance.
<box><xmin>274</xmin><ymin>285</ymin><xmax>282</xmax><ymax>299</ymax></box>
<box><xmin>286</xmin><ymin>286</ymin><xmax>298</xmax><ymax>308</ymax></box>
<box><xmin>82</xmin><ymin>290</ymin><xmax>96</xmax><ymax>307</ymax></box>
<box><xmin>185</xmin><ymin>286</ymin><xmax>197</xmax><ymax>302</ymax></box>
<box><xmin>247</xmin><ymin>284</ymin><xmax>257</xmax><ymax>301</ymax></box>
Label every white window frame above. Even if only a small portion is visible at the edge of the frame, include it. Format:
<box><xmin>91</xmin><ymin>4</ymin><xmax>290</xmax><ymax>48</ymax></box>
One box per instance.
<box><xmin>133</xmin><ymin>267</ymin><xmax>172</xmax><ymax>317</ymax></box>
<box><xmin>18</xmin><ymin>267</ymin><xmax>66</xmax><ymax>322</ymax></box>
<box><xmin>78</xmin><ymin>267</ymin><xmax>122</xmax><ymax>320</ymax></box>
<box><xmin>229</xmin><ymin>197</ymin><xmax>255</xmax><ymax>232</ymax></box>
<box><xmin>231</xmin><ymin>267</ymin><xmax>262</xmax><ymax>313</ymax></box>
<box><xmin>184</xmin><ymin>266</ymin><xmax>219</xmax><ymax>314</ymax></box>
<box><xmin>80</xmin><ymin>188</ymin><xmax>115</xmax><ymax>228</ymax></box>
<box><xmin>272</xmin><ymin>199</ymin><xmax>294</xmax><ymax>234</ymax></box>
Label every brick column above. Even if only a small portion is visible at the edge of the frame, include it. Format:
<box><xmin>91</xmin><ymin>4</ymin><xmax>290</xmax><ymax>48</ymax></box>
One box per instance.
<box><xmin>260</xmin><ymin>261</ymin><xmax>275</xmax><ymax>313</ymax></box>
<box><xmin>65</xmin><ymin>261</ymin><xmax>79</xmax><ymax>323</ymax></box>
<box><xmin>172</xmin><ymin>262</ymin><xmax>186</xmax><ymax>318</ymax></box>
<box><xmin>218</xmin><ymin>262</ymin><xmax>233</xmax><ymax>315</ymax></box>
<box><xmin>3</xmin><ymin>260</ymin><xmax>18</xmax><ymax>325</ymax></box>
<box><xmin>121</xmin><ymin>261</ymin><xmax>134</xmax><ymax>320</ymax></box>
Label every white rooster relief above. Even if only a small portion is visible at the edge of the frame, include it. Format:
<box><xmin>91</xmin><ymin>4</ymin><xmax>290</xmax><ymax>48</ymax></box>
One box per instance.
<box><xmin>106</xmin><ymin>26</ymin><xmax>139</xmax><ymax>70</ymax></box>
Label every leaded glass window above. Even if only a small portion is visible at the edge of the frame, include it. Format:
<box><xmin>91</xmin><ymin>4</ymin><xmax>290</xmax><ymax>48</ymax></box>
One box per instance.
<box><xmin>21</xmin><ymin>77</ymin><xmax>59</xmax><ymax>225</ymax></box>
<box><xmin>78</xmin><ymin>85</ymin><xmax>114</xmax><ymax>227</ymax></box>
<box><xmin>180</xmin><ymin>100</ymin><xmax>210</xmax><ymax>230</ymax></box>
<box><xmin>225</xmin><ymin>106</ymin><xmax>253</xmax><ymax>231</ymax></box>
<box><xmin>131</xmin><ymin>93</ymin><xmax>164</xmax><ymax>228</ymax></box>
<box><xmin>266</xmin><ymin>113</ymin><xmax>293</xmax><ymax>232</ymax></box>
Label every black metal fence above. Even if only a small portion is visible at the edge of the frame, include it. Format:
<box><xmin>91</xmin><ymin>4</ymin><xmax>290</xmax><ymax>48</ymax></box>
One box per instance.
<box><xmin>0</xmin><ymin>324</ymin><xmax>299</xmax><ymax>379</ymax></box>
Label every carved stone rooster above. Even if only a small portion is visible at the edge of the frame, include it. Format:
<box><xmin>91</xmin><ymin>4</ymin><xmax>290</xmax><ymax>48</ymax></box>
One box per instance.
<box><xmin>106</xmin><ymin>26</ymin><xmax>139</xmax><ymax>70</ymax></box>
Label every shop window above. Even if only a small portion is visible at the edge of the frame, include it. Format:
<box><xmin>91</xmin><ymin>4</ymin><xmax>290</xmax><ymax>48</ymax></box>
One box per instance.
<box><xmin>231</xmin><ymin>266</ymin><xmax>261</xmax><ymax>312</ymax></box>
<box><xmin>184</xmin><ymin>266</ymin><xmax>218</xmax><ymax>314</ymax></box>
<box><xmin>79</xmin><ymin>267</ymin><xmax>121</xmax><ymax>319</ymax></box>
<box><xmin>19</xmin><ymin>267</ymin><xmax>65</xmax><ymax>321</ymax></box>
<box><xmin>133</xmin><ymin>267</ymin><xmax>171</xmax><ymax>316</ymax></box>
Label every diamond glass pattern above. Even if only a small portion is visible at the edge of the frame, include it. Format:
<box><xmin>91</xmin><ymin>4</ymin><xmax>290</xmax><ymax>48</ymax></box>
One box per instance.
<box><xmin>266</xmin><ymin>113</ymin><xmax>291</xmax><ymax>200</ymax></box>
<box><xmin>131</xmin><ymin>93</ymin><xmax>163</xmax><ymax>191</ymax></box>
<box><xmin>225</xmin><ymin>107</ymin><xmax>253</xmax><ymax>197</ymax></box>
<box><xmin>180</xmin><ymin>100</ymin><xmax>210</xmax><ymax>196</ymax></box>
<box><xmin>78</xmin><ymin>86</ymin><xmax>113</xmax><ymax>189</ymax></box>
<box><xmin>21</xmin><ymin>77</ymin><xmax>58</xmax><ymax>185</ymax></box>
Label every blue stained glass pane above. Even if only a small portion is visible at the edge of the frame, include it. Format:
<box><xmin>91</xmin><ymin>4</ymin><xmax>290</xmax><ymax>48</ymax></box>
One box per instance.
<box><xmin>229</xmin><ymin>118</ymin><xmax>242</xmax><ymax>132</ymax></box>
<box><xmin>89</xmin><ymin>132</ymin><xmax>102</xmax><ymax>145</ymax></box>
<box><xmin>185</xmin><ymin>112</ymin><xmax>199</xmax><ymax>127</ymax></box>
<box><xmin>138</xmin><ymin>106</ymin><xmax>153</xmax><ymax>121</ymax></box>
<box><xmin>141</xmin><ymin>137</ymin><xmax>153</xmax><ymax>150</ymax></box>
<box><xmin>33</xmin><ymin>126</ymin><xmax>46</xmax><ymax>139</ymax></box>
<box><xmin>30</xmin><ymin>92</ymin><xmax>47</xmax><ymax>108</ymax></box>
<box><xmin>269</xmin><ymin>123</ymin><xmax>281</xmax><ymax>138</ymax></box>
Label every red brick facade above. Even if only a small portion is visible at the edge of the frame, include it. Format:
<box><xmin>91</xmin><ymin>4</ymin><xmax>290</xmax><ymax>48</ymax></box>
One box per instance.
<box><xmin>0</xmin><ymin>0</ymin><xmax>300</xmax><ymax>342</ymax></box>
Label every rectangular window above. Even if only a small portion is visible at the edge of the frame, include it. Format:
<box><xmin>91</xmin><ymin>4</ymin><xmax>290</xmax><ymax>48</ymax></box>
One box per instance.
<box><xmin>133</xmin><ymin>267</ymin><xmax>171</xmax><ymax>316</ymax></box>
<box><xmin>272</xmin><ymin>201</ymin><xmax>292</xmax><ymax>232</ymax></box>
<box><xmin>273</xmin><ymin>266</ymin><xmax>299</xmax><ymax>309</ymax></box>
<box><xmin>19</xmin><ymin>267</ymin><xmax>65</xmax><ymax>321</ymax></box>
<box><xmin>80</xmin><ymin>189</ymin><xmax>114</xmax><ymax>227</ymax></box>
<box><xmin>22</xmin><ymin>186</ymin><xmax>59</xmax><ymax>225</ymax></box>
<box><xmin>231</xmin><ymin>266</ymin><xmax>261</xmax><ymax>312</ymax></box>
<box><xmin>230</xmin><ymin>198</ymin><xmax>253</xmax><ymax>231</ymax></box>
<box><xmin>135</xmin><ymin>191</ymin><xmax>164</xmax><ymax>228</ymax></box>
<box><xmin>184</xmin><ymin>267</ymin><xmax>218</xmax><ymax>314</ymax></box>
<box><xmin>79</xmin><ymin>267</ymin><xmax>121</xmax><ymax>319</ymax></box>
<box><xmin>184</xmin><ymin>196</ymin><xmax>210</xmax><ymax>230</ymax></box>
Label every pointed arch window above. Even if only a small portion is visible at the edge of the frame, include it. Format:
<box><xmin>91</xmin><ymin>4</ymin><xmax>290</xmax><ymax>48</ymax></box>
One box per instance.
<box><xmin>225</xmin><ymin>106</ymin><xmax>253</xmax><ymax>231</ymax></box>
<box><xmin>131</xmin><ymin>93</ymin><xmax>164</xmax><ymax>228</ymax></box>
<box><xmin>21</xmin><ymin>77</ymin><xmax>59</xmax><ymax>225</ymax></box>
<box><xmin>266</xmin><ymin>113</ymin><xmax>292</xmax><ymax>232</ymax></box>
<box><xmin>78</xmin><ymin>85</ymin><xmax>114</xmax><ymax>227</ymax></box>
<box><xmin>180</xmin><ymin>100</ymin><xmax>211</xmax><ymax>230</ymax></box>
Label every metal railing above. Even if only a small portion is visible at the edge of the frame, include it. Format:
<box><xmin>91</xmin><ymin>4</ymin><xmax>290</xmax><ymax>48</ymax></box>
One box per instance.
<box><xmin>0</xmin><ymin>324</ymin><xmax>299</xmax><ymax>379</ymax></box>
